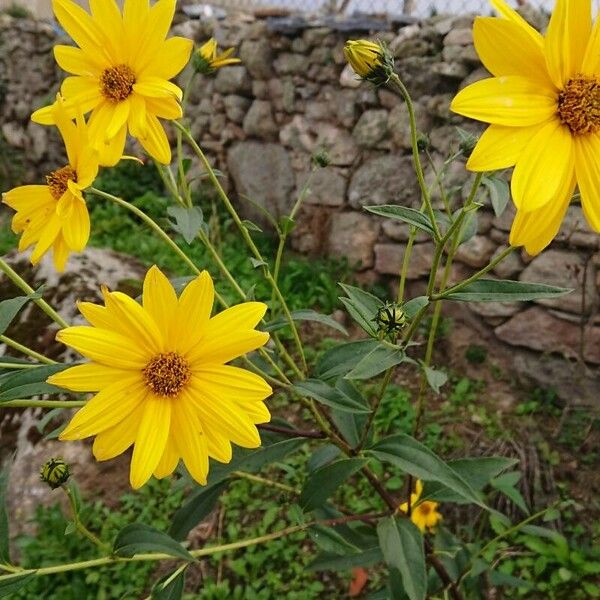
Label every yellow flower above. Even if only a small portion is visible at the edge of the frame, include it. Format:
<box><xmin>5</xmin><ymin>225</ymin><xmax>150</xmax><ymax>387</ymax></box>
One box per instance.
<box><xmin>451</xmin><ymin>0</ymin><xmax>600</xmax><ymax>255</ymax></box>
<box><xmin>344</xmin><ymin>39</ymin><xmax>393</xmax><ymax>84</ymax></box>
<box><xmin>194</xmin><ymin>38</ymin><xmax>241</xmax><ymax>74</ymax></box>
<box><xmin>2</xmin><ymin>96</ymin><xmax>98</xmax><ymax>271</ymax></box>
<box><xmin>31</xmin><ymin>0</ymin><xmax>193</xmax><ymax>166</ymax></box>
<box><xmin>399</xmin><ymin>480</ymin><xmax>442</xmax><ymax>533</ymax></box>
<box><xmin>49</xmin><ymin>266</ymin><xmax>272</xmax><ymax>489</ymax></box>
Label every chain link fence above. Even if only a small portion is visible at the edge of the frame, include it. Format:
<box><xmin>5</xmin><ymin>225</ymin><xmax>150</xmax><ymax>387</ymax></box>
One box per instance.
<box><xmin>189</xmin><ymin>0</ymin><xmax>600</xmax><ymax>18</ymax></box>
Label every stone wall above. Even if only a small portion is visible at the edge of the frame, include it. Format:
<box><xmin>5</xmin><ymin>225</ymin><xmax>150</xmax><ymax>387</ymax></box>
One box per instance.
<box><xmin>0</xmin><ymin>10</ymin><xmax>599</xmax><ymax>395</ymax></box>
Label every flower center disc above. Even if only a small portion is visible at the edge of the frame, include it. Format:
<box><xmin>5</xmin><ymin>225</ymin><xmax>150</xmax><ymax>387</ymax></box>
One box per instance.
<box><xmin>100</xmin><ymin>64</ymin><xmax>136</xmax><ymax>102</ymax></box>
<box><xmin>46</xmin><ymin>165</ymin><xmax>77</xmax><ymax>200</ymax></box>
<box><xmin>143</xmin><ymin>352</ymin><xmax>191</xmax><ymax>398</ymax></box>
<box><xmin>418</xmin><ymin>503</ymin><xmax>432</xmax><ymax>516</ymax></box>
<box><xmin>558</xmin><ymin>74</ymin><xmax>600</xmax><ymax>135</ymax></box>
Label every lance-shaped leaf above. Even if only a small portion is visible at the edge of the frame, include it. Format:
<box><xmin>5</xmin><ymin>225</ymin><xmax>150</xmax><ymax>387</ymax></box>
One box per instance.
<box><xmin>364</xmin><ymin>205</ymin><xmax>436</xmax><ymax>236</ymax></box>
<box><xmin>113</xmin><ymin>523</ymin><xmax>194</xmax><ymax>560</ymax></box>
<box><xmin>264</xmin><ymin>309</ymin><xmax>347</xmax><ymax>335</ymax></box>
<box><xmin>345</xmin><ymin>343</ymin><xmax>406</xmax><ymax>380</ymax></box>
<box><xmin>442</xmin><ymin>279</ymin><xmax>572</xmax><ymax>302</ymax></box>
<box><xmin>0</xmin><ymin>364</ymin><xmax>70</xmax><ymax>402</ymax></box>
<box><xmin>293</xmin><ymin>379</ymin><xmax>371</xmax><ymax>413</ymax></box>
<box><xmin>0</xmin><ymin>289</ymin><xmax>43</xmax><ymax>336</ymax></box>
<box><xmin>338</xmin><ymin>283</ymin><xmax>382</xmax><ymax>337</ymax></box>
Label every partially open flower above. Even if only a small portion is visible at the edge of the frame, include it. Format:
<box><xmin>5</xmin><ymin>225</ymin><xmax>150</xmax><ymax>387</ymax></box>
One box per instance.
<box><xmin>399</xmin><ymin>479</ymin><xmax>442</xmax><ymax>533</ymax></box>
<box><xmin>193</xmin><ymin>38</ymin><xmax>241</xmax><ymax>75</ymax></box>
<box><xmin>344</xmin><ymin>39</ymin><xmax>394</xmax><ymax>85</ymax></box>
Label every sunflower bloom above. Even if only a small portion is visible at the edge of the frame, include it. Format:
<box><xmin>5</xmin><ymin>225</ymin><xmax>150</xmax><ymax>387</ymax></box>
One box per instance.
<box><xmin>48</xmin><ymin>266</ymin><xmax>272</xmax><ymax>489</ymax></box>
<box><xmin>32</xmin><ymin>0</ymin><xmax>193</xmax><ymax>166</ymax></box>
<box><xmin>2</xmin><ymin>97</ymin><xmax>98</xmax><ymax>271</ymax></box>
<box><xmin>344</xmin><ymin>39</ymin><xmax>394</xmax><ymax>85</ymax></box>
<box><xmin>451</xmin><ymin>0</ymin><xmax>600</xmax><ymax>255</ymax></box>
<box><xmin>194</xmin><ymin>38</ymin><xmax>241</xmax><ymax>74</ymax></box>
<box><xmin>399</xmin><ymin>480</ymin><xmax>442</xmax><ymax>533</ymax></box>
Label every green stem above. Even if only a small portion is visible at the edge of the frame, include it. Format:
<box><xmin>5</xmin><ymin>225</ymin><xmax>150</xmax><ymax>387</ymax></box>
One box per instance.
<box><xmin>0</xmin><ymin>335</ymin><xmax>56</xmax><ymax>365</ymax></box>
<box><xmin>388</xmin><ymin>74</ymin><xmax>441</xmax><ymax>242</ymax></box>
<box><xmin>232</xmin><ymin>471</ymin><xmax>298</xmax><ymax>494</ymax></box>
<box><xmin>174</xmin><ymin>121</ymin><xmax>308</xmax><ymax>374</ymax></box>
<box><xmin>433</xmin><ymin>246</ymin><xmax>516</xmax><ymax>301</ymax></box>
<box><xmin>89</xmin><ymin>188</ymin><xmax>201</xmax><ymax>276</ymax></box>
<box><xmin>1</xmin><ymin>399</ymin><xmax>86</xmax><ymax>409</ymax></box>
<box><xmin>397</xmin><ymin>229</ymin><xmax>417</xmax><ymax>304</ymax></box>
<box><xmin>0</xmin><ymin>257</ymin><xmax>69</xmax><ymax>329</ymax></box>
<box><xmin>0</xmin><ymin>362</ymin><xmax>42</xmax><ymax>370</ymax></box>
<box><xmin>357</xmin><ymin>367</ymin><xmax>394</xmax><ymax>451</ymax></box>
<box><xmin>65</xmin><ymin>485</ymin><xmax>110</xmax><ymax>553</ymax></box>
<box><xmin>153</xmin><ymin>160</ymin><xmax>186</xmax><ymax>207</ymax></box>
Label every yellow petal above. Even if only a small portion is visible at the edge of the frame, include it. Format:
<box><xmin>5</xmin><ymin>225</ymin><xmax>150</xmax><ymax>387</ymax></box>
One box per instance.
<box><xmin>105</xmin><ymin>98</ymin><xmax>130</xmax><ymax>141</ymax></box>
<box><xmin>204</xmin><ymin>428</ymin><xmax>232</xmax><ymax>464</ymax></box>
<box><xmin>123</xmin><ymin>0</ymin><xmax>150</xmax><ymax>66</ymax></box>
<box><xmin>130</xmin><ymin>394</ymin><xmax>171</xmax><ymax>489</ymax></box>
<box><xmin>133</xmin><ymin>77</ymin><xmax>183</xmax><ymax>101</ymax></box>
<box><xmin>144</xmin><ymin>96</ymin><xmax>182</xmax><ymax>120</ymax></box>
<box><xmin>192</xmin><ymin>364</ymin><xmax>272</xmax><ymax>402</ymax></box>
<box><xmin>52</xmin><ymin>0</ymin><xmax>107</xmax><ymax>59</ymax></box>
<box><xmin>30</xmin><ymin>213</ymin><xmax>61</xmax><ymax>265</ymax></box>
<box><xmin>171</xmin><ymin>401</ymin><xmax>208</xmax><ymax>485</ymax></box>
<box><xmin>490</xmin><ymin>0</ymin><xmax>545</xmax><ymax>47</ymax></box>
<box><xmin>545</xmin><ymin>0</ymin><xmax>591</xmax><ymax>88</ymax></box>
<box><xmin>473</xmin><ymin>17</ymin><xmax>552</xmax><ymax>86</ymax></box>
<box><xmin>144</xmin><ymin>37</ymin><xmax>193</xmax><ymax>80</ymax></box>
<box><xmin>54</xmin><ymin>45</ymin><xmax>103</xmax><ymax>76</ymax></box>
<box><xmin>172</xmin><ymin>271</ymin><xmax>214</xmax><ymax>354</ymax></box>
<box><xmin>3</xmin><ymin>185</ymin><xmax>52</xmax><ymax>211</ymax></box>
<box><xmin>142</xmin><ymin>265</ymin><xmax>178</xmax><ymax>336</ymax></box>
<box><xmin>58</xmin><ymin>193</ymin><xmax>90</xmax><ymax>251</ymax></box>
<box><xmin>92</xmin><ymin>409</ymin><xmax>141</xmax><ymax>461</ymax></box>
<box><xmin>574</xmin><ymin>134</ymin><xmax>600</xmax><ymax>232</ymax></box>
<box><xmin>98</xmin><ymin>124</ymin><xmax>127</xmax><ymax>167</ymax></box>
<box><xmin>59</xmin><ymin>378</ymin><xmax>146</xmax><ymax>440</ymax></box>
<box><xmin>582</xmin><ymin>15</ymin><xmax>600</xmax><ymax>75</ymax></box>
<box><xmin>510</xmin><ymin>176</ymin><xmax>575</xmax><ymax>255</ymax></box>
<box><xmin>52</xmin><ymin>234</ymin><xmax>70</xmax><ymax>272</ymax></box>
<box><xmin>511</xmin><ymin>119</ymin><xmax>574</xmax><ymax>212</ymax></box>
<box><xmin>128</xmin><ymin>93</ymin><xmax>148</xmax><ymax>138</ymax></box>
<box><xmin>135</xmin><ymin>113</ymin><xmax>171</xmax><ymax>164</ymax></box>
<box><xmin>88</xmin><ymin>0</ymin><xmax>125</xmax><ymax>62</ymax></box>
<box><xmin>56</xmin><ymin>326</ymin><xmax>150</xmax><ymax>369</ymax></box>
<box><xmin>48</xmin><ymin>362</ymin><xmax>134</xmax><ymax>392</ymax></box>
<box><xmin>102</xmin><ymin>290</ymin><xmax>164</xmax><ymax>353</ymax></box>
<box><xmin>467</xmin><ymin>124</ymin><xmax>541</xmax><ymax>172</ymax></box>
<box><xmin>451</xmin><ymin>76</ymin><xmax>557</xmax><ymax>127</ymax></box>
<box><xmin>154</xmin><ymin>437</ymin><xmax>180</xmax><ymax>479</ymax></box>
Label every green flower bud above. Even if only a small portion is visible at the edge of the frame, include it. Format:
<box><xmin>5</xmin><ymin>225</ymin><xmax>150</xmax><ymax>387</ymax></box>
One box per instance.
<box><xmin>373</xmin><ymin>301</ymin><xmax>407</xmax><ymax>337</ymax></box>
<box><xmin>40</xmin><ymin>458</ymin><xmax>70</xmax><ymax>489</ymax></box>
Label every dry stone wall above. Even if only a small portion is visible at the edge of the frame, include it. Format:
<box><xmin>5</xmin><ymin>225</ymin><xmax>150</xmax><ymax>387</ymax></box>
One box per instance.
<box><xmin>0</xmin><ymin>10</ymin><xmax>598</xmax><ymax>395</ymax></box>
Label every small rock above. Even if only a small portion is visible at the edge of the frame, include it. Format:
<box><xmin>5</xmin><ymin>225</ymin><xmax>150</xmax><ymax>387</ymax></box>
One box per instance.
<box><xmin>352</xmin><ymin>109</ymin><xmax>389</xmax><ymax>148</ymax></box>
<box><xmin>214</xmin><ymin>66</ymin><xmax>252</xmax><ymax>95</ymax></box>
<box><xmin>374</xmin><ymin>242</ymin><xmax>434</xmax><ymax>279</ymax></box>
<box><xmin>243</xmin><ymin>100</ymin><xmax>277</xmax><ymax>138</ymax></box>
<box><xmin>328</xmin><ymin>213</ymin><xmax>380</xmax><ymax>269</ymax></box>
<box><xmin>454</xmin><ymin>235</ymin><xmax>497</xmax><ymax>268</ymax></box>
<box><xmin>298</xmin><ymin>167</ymin><xmax>347</xmax><ymax>207</ymax></box>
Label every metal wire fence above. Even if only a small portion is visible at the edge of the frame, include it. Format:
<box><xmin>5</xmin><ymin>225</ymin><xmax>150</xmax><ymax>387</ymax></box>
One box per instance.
<box><xmin>199</xmin><ymin>0</ymin><xmax>600</xmax><ymax>18</ymax></box>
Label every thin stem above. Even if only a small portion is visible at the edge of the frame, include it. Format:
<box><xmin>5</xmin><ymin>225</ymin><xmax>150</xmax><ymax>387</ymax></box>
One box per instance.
<box><xmin>0</xmin><ymin>335</ymin><xmax>56</xmax><ymax>365</ymax></box>
<box><xmin>0</xmin><ymin>257</ymin><xmax>69</xmax><ymax>329</ymax></box>
<box><xmin>257</xmin><ymin>423</ymin><xmax>326</xmax><ymax>439</ymax></box>
<box><xmin>434</xmin><ymin>246</ymin><xmax>516</xmax><ymax>300</ymax></box>
<box><xmin>397</xmin><ymin>229</ymin><xmax>416</xmax><ymax>304</ymax></box>
<box><xmin>356</xmin><ymin>367</ymin><xmax>394</xmax><ymax>451</ymax></box>
<box><xmin>0</xmin><ymin>362</ymin><xmax>42</xmax><ymax>370</ymax></box>
<box><xmin>153</xmin><ymin>160</ymin><xmax>186</xmax><ymax>207</ymax></box>
<box><xmin>1</xmin><ymin>399</ymin><xmax>86</xmax><ymax>409</ymax></box>
<box><xmin>65</xmin><ymin>485</ymin><xmax>110</xmax><ymax>553</ymax></box>
<box><xmin>232</xmin><ymin>471</ymin><xmax>298</xmax><ymax>495</ymax></box>
<box><xmin>174</xmin><ymin>121</ymin><xmax>307</xmax><ymax>374</ymax></box>
<box><xmin>388</xmin><ymin>74</ymin><xmax>441</xmax><ymax>242</ymax></box>
<box><xmin>89</xmin><ymin>188</ymin><xmax>201</xmax><ymax>276</ymax></box>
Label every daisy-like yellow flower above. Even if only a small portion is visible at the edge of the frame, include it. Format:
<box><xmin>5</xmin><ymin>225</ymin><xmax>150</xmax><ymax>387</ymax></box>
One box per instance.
<box><xmin>399</xmin><ymin>480</ymin><xmax>442</xmax><ymax>533</ymax></box>
<box><xmin>344</xmin><ymin>39</ymin><xmax>394</xmax><ymax>84</ymax></box>
<box><xmin>2</xmin><ymin>96</ymin><xmax>98</xmax><ymax>271</ymax></box>
<box><xmin>451</xmin><ymin>0</ymin><xmax>600</xmax><ymax>255</ymax></box>
<box><xmin>48</xmin><ymin>266</ymin><xmax>272</xmax><ymax>489</ymax></box>
<box><xmin>193</xmin><ymin>38</ymin><xmax>241</xmax><ymax>74</ymax></box>
<box><xmin>32</xmin><ymin>0</ymin><xmax>193</xmax><ymax>166</ymax></box>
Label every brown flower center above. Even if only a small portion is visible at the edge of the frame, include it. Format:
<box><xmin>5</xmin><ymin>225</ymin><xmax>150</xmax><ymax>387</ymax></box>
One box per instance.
<box><xmin>100</xmin><ymin>64</ymin><xmax>136</xmax><ymax>102</ymax></box>
<box><xmin>46</xmin><ymin>165</ymin><xmax>77</xmax><ymax>200</ymax></box>
<box><xmin>143</xmin><ymin>352</ymin><xmax>191</xmax><ymax>398</ymax></box>
<box><xmin>558</xmin><ymin>74</ymin><xmax>600</xmax><ymax>135</ymax></box>
<box><xmin>417</xmin><ymin>503</ymin><xmax>432</xmax><ymax>516</ymax></box>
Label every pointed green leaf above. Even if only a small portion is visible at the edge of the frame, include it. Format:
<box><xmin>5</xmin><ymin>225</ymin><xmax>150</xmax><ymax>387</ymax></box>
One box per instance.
<box><xmin>369</xmin><ymin>434</ymin><xmax>486</xmax><ymax>508</ymax></box>
<box><xmin>0</xmin><ymin>572</ymin><xmax>36</xmax><ymax>597</ymax></box>
<box><xmin>345</xmin><ymin>344</ymin><xmax>405</xmax><ymax>380</ymax></box>
<box><xmin>300</xmin><ymin>458</ymin><xmax>368</xmax><ymax>511</ymax></box>
<box><xmin>403</xmin><ymin>296</ymin><xmax>429</xmax><ymax>319</ymax></box>
<box><xmin>443</xmin><ymin>279</ymin><xmax>572</xmax><ymax>302</ymax></box>
<box><xmin>113</xmin><ymin>524</ymin><xmax>194</xmax><ymax>560</ymax></box>
<box><xmin>264</xmin><ymin>309</ymin><xmax>347</xmax><ymax>335</ymax></box>
<box><xmin>0</xmin><ymin>289</ymin><xmax>43</xmax><ymax>336</ymax></box>
<box><xmin>364</xmin><ymin>205</ymin><xmax>436</xmax><ymax>236</ymax></box>
<box><xmin>293</xmin><ymin>379</ymin><xmax>371</xmax><ymax>413</ymax></box>
<box><xmin>308</xmin><ymin>547</ymin><xmax>383</xmax><ymax>571</ymax></box>
<box><xmin>377</xmin><ymin>517</ymin><xmax>427</xmax><ymax>600</ymax></box>
<box><xmin>339</xmin><ymin>283</ymin><xmax>383</xmax><ymax>337</ymax></box>
<box><xmin>151</xmin><ymin>568</ymin><xmax>186</xmax><ymax>600</ymax></box>
<box><xmin>316</xmin><ymin>340</ymin><xmax>380</xmax><ymax>381</ymax></box>
<box><xmin>421</xmin><ymin>365</ymin><xmax>447</xmax><ymax>394</ymax></box>
<box><xmin>0</xmin><ymin>364</ymin><xmax>70</xmax><ymax>402</ymax></box>
<box><xmin>167</xmin><ymin>206</ymin><xmax>204</xmax><ymax>244</ymax></box>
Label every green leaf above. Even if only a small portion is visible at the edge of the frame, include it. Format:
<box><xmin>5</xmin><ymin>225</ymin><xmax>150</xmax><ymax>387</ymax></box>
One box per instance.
<box><xmin>364</xmin><ymin>205</ymin><xmax>436</xmax><ymax>236</ymax></box>
<box><xmin>369</xmin><ymin>434</ymin><xmax>486</xmax><ymax>508</ymax></box>
<box><xmin>403</xmin><ymin>296</ymin><xmax>429</xmax><ymax>319</ymax></box>
<box><xmin>0</xmin><ymin>572</ymin><xmax>35</xmax><ymax>597</ymax></box>
<box><xmin>491</xmin><ymin>476</ymin><xmax>529</xmax><ymax>515</ymax></box>
<box><xmin>316</xmin><ymin>340</ymin><xmax>380</xmax><ymax>381</ymax></box>
<box><xmin>113</xmin><ymin>523</ymin><xmax>194</xmax><ymax>560</ymax></box>
<box><xmin>482</xmin><ymin>175</ymin><xmax>510</xmax><ymax>218</ymax></box>
<box><xmin>345</xmin><ymin>344</ymin><xmax>405</xmax><ymax>380</ymax></box>
<box><xmin>242</xmin><ymin>219</ymin><xmax>263</xmax><ymax>233</ymax></box>
<box><xmin>457</xmin><ymin>209</ymin><xmax>478</xmax><ymax>245</ymax></box>
<box><xmin>0</xmin><ymin>289</ymin><xmax>43</xmax><ymax>336</ymax></box>
<box><xmin>264</xmin><ymin>309</ymin><xmax>347</xmax><ymax>335</ymax></box>
<box><xmin>293</xmin><ymin>379</ymin><xmax>371</xmax><ymax>413</ymax></box>
<box><xmin>167</xmin><ymin>206</ymin><xmax>204</xmax><ymax>244</ymax></box>
<box><xmin>0</xmin><ymin>364</ymin><xmax>70</xmax><ymax>402</ymax></box>
<box><xmin>207</xmin><ymin>437</ymin><xmax>305</xmax><ymax>484</ymax></box>
<box><xmin>308</xmin><ymin>525</ymin><xmax>360</xmax><ymax>554</ymax></box>
<box><xmin>308</xmin><ymin>547</ymin><xmax>383</xmax><ymax>571</ymax></box>
<box><xmin>339</xmin><ymin>283</ymin><xmax>382</xmax><ymax>337</ymax></box>
<box><xmin>377</xmin><ymin>517</ymin><xmax>427</xmax><ymax>600</ymax></box>
<box><xmin>0</xmin><ymin>466</ymin><xmax>9</xmax><ymax>564</ymax></box>
<box><xmin>151</xmin><ymin>568</ymin><xmax>186</xmax><ymax>600</ymax></box>
<box><xmin>169</xmin><ymin>481</ymin><xmax>228</xmax><ymax>541</ymax></box>
<box><xmin>421</xmin><ymin>365</ymin><xmax>447</xmax><ymax>394</ymax></box>
<box><xmin>443</xmin><ymin>279</ymin><xmax>572</xmax><ymax>302</ymax></box>
<box><xmin>300</xmin><ymin>458</ymin><xmax>368</xmax><ymax>511</ymax></box>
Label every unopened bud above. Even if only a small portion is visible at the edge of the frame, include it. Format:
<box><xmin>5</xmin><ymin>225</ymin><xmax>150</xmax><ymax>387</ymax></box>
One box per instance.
<box><xmin>40</xmin><ymin>458</ymin><xmax>70</xmax><ymax>489</ymax></box>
